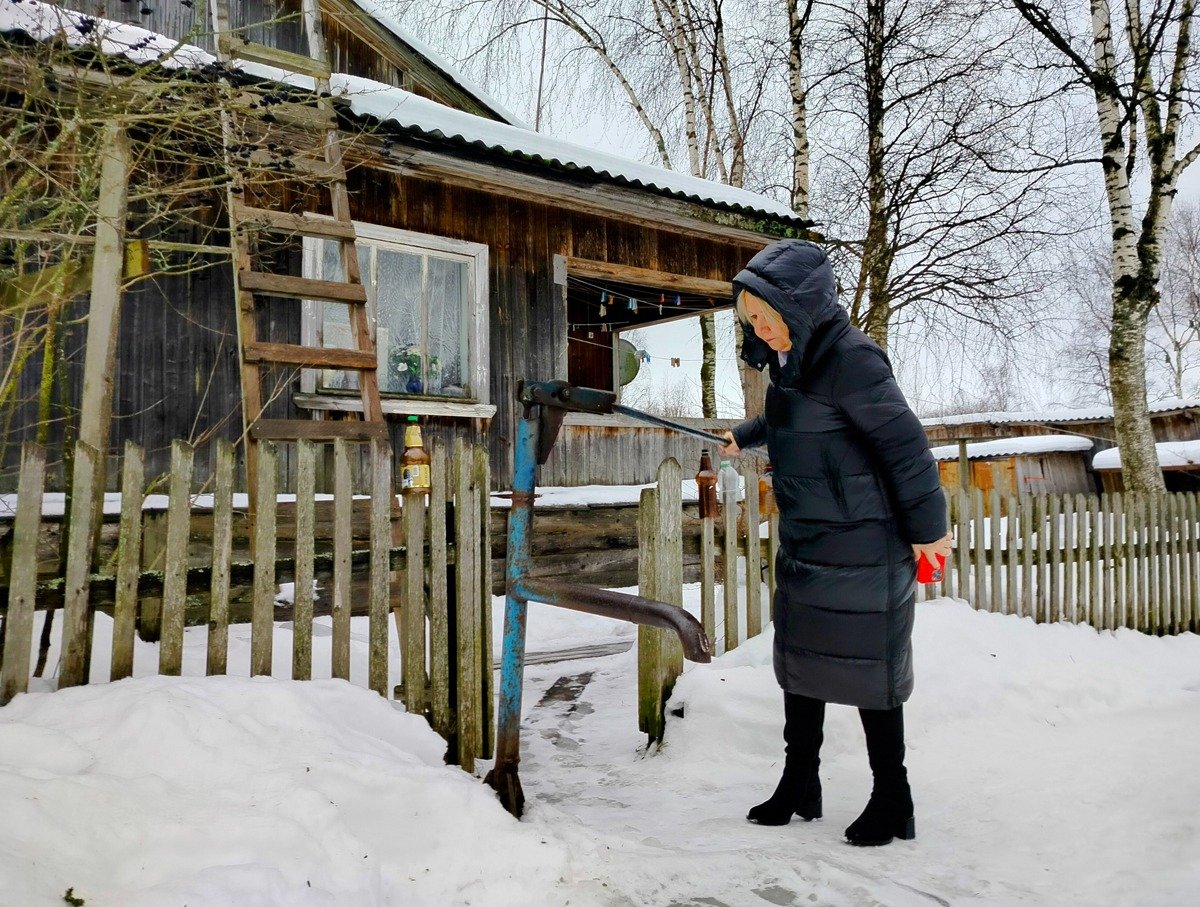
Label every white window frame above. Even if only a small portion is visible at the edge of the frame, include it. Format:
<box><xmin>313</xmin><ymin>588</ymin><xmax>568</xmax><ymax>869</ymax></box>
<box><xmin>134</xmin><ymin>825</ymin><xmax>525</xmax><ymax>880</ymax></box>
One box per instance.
<box><xmin>299</xmin><ymin>223</ymin><xmax>490</xmax><ymax>413</ymax></box>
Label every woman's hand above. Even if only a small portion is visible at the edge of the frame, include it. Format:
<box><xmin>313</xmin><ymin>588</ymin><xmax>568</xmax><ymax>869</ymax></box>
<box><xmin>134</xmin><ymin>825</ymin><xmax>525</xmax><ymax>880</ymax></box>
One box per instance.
<box><xmin>912</xmin><ymin>530</ymin><xmax>953</xmax><ymax>564</ymax></box>
<box><xmin>719</xmin><ymin>431</ymin><xmax>741</xmax><ymax>458</ymax></box>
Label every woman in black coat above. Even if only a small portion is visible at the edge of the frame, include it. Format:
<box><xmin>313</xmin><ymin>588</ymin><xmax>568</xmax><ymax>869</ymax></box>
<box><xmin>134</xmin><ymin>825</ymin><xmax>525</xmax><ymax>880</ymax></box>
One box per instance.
<box><xmin>720</xmin><ymin>239</ymin><xmax>951</xmax><ymax>847</ymax></box>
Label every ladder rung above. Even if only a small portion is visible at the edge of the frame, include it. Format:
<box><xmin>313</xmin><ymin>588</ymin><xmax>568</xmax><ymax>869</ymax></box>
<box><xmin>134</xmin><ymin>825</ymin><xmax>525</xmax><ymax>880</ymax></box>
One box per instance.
<box><xmin>233</xmin><ymin>204</ymin><xmax>357</xmax><ymax>240</ymax></box>
<box><xmin>219</xmin><ymin>37</ymin><xmax>332</xmax><ymax>80</ymax></box>
<box><xmin>241</xmin><ymin>272</ymin><xmax>367</xmax><ymax>303</ymax></box>
<box><xmin>245</xmin><ymin>342</ymin><xmax>377</xmax><ymax>370</ymax></box>
<box><xmin>250</xmin><ymin>419</ymin><xmax>388</xmax><ymax>442</ymax></box>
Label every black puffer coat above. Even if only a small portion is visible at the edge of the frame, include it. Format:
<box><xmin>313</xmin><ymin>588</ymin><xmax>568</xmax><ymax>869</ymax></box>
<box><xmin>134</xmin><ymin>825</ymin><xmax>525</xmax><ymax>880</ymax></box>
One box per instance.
<box><xmin>730</xmin><ymin>240</ymin><xmax>945</xmax><ymax>710</ymax></box>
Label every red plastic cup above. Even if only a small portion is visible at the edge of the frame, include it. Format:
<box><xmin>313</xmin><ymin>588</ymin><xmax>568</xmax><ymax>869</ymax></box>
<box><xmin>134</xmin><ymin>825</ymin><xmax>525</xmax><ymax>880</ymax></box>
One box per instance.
<box><xmin>917</xmin><ymin>552</ymin><xmax>945</xmax><ymax>584</ymax></box>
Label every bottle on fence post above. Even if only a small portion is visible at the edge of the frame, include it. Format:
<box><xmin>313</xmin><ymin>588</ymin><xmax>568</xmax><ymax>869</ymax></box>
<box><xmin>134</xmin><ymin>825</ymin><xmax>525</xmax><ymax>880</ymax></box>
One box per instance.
<box><xmin>696</xmin><ymin>449</ymin><xmax>718</xmax><ymax>519</ymax></box>
<box><xmin>717</xmin><ymin>459</ymin><xmax>739</xmax><ymax>504</ymax></box>
<box><xmin>400</xmin><ymin>415</ymin><xmax>431</xmax><ymax>495</ymax></box>
<box><xmin>758</xmin><ymin>465</ymin><xmax>777</xmax><ymax>518</ymax></box>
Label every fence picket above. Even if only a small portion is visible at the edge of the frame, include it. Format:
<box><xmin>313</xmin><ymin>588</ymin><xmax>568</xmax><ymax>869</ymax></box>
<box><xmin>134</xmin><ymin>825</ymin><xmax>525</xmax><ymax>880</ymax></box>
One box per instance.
<box><xmin>1112</xmin><ymin>493</ymin><xmax>1126</xmax><ymax>630</ymax></box>
<box><xmin>403</xmin><ymin>453</ymin><xmax>430</xmax><ymax>719</ymax></box>
<box><xmin>476</xmin><ymin>445</ymin><xmax>494</xmax><ymax>758</ymax></box>
<box><xmin>206</xmin><ymin>441</ymin><xmax>234</xmax><ymax>677</ymax></box>
<box><xmin>251</xmin><ymin>442</ymin><xmax>278</xmax><ymax>676</ymax></box>
<box><xmin>454</xmin><ymin>439</ymin><xmax>477</xmax><ymax>770</ymax></box>
<box><xmin>1188</xmin><ymin>493</ymin><xmax>1199</xmax><ymax>633</ymax></box>
<box><xmin>331</xmin><ymin>439</ymin><xmax>353</xmax><ymax>681</ymax></box>
<box><xmin>1004</xmin><ymin>495</ymin><xmax>1018</xmax><ymax>615</ymax></box>
<box><xmin>1127</xmin><ymin>493</ymin><xmax>1141</xmax><ymax>631</ymax></box>
<box><xmin>1171</xmin><ymin>494</ymin><xmax>1183</xmax><ymax>635</ymax></box>
<box><xmin>1065</xmin><ymin>494</ymin><xmax>1079</xmax><ymax>624</ymax></box>
<box><xmin>1019</xmin><ymin>494</ymin><xmax>1034</xmax><ymax>620</ymax></box>
<box><xmin>955</xmin><ymin>491</ymin><xmax>970</xmax><ymax>603</ymax></box>
<box><xmin>111</xmin><ymin>443</ymin><xmax>143</xmax><ymax>682</ymax></box>
<box><xmin>1048</xmin><ymin>494</ymin><xmax>1062</xmax><ymax>624</ymax></box>
<box><xmin>972</xmin><ymin>489</ymin><xmax>986</xmax><ymax>611</ymax></box>
<box><xmin>700</xmin><ymin>509</ymin><xmax>716</xmax><ymax>643</ymax></box>
<box><xmin>721</xmin><ymin>484</ymin><xmax>739</xmax><ymax>653</ymax></box>
<box><xmin>767</xmin><ymin>513</ymin><xmax>779</xmax><ymax>608</ymax></box>
<box><xmin>369</xmin><ymin>439</ymin><xmax>392</xmax><ymax>697</ymax></box>
<box><xmin>743</xmin><ymin>462</ymin><xmax>762</xmax><ymax>638</ymax></box>
<box><xmin>59</xmin><ymin>442</ymin><xmax>101</xmax><ymax>688</ymax></box>
<box><xmin>990</xmin><ymin>490</ymin><xmax>1002</xmax><ymax>613</ymax></box>
<box><xmin>1099</xmin><ymin>492</ymin><xmax>1113</xmax><ymax>631</ymax></box>
<box><xmin>0</xmin><ymin>444</ymin><xmax>47</xmax><ymax>705</ymax></box>
<box><xmin>159</xmin><ymin>440</ymin><xmax>194</xmax><ymax>676</ymax></box>
<box><xmin>428</xmin><ymin>441</ymin><xmax>451</xmax><ymax>736</ymax></box>
<box><xmin>1150</xmin><ymin>494</ymin><xmax>1163</xmax><ymax>634</ymax></box>
<box><xmin>292</xmin><ymin>440</ymin><xmax>316</xmax><ymax>681</ymax></box>
<box><xmin>639</xmin><ymin>459</ymin><xmax>684</xmax><ymax>744</ymax></box>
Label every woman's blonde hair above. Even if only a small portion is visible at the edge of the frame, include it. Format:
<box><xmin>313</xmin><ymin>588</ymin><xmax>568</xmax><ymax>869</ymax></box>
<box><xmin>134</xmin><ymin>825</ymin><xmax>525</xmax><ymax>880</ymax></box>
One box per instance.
<box><xmin>735</xmin><ymin>289</ymin><xmax>787</xmax><ymax>332</ymax></box>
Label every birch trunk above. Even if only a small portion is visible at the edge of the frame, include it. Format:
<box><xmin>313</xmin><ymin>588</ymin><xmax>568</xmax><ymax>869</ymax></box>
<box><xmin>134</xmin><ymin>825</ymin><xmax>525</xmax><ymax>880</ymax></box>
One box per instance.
<box><xmin>857</xmin><ymin>0</ymin><xmax>891</xmax><ymax>350</ymax></box>
<box><xmin>701</xmin><ymin>312</ymin><xmax>718</xmax><ymax>418</ymax></box>
<box><xmin>786</xmin><ymin>0</ymin><xmax>812</xmax><ymax>219</ymax></box>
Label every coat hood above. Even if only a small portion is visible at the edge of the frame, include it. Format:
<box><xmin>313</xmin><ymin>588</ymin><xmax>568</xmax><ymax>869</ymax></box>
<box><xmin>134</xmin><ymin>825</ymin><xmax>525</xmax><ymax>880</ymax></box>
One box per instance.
<box><xmin>733</xmin><ymin>240</ymin><xmax>850</xmax><ymax>376</ymax></box>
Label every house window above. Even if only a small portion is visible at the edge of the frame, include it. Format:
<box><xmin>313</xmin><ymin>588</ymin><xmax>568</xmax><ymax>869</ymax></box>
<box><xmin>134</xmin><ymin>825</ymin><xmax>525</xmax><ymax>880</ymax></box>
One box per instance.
<box><xmin>301</xmin><ymin>225</ymin><xmax>488</xmax><ymax>402</ymax></box>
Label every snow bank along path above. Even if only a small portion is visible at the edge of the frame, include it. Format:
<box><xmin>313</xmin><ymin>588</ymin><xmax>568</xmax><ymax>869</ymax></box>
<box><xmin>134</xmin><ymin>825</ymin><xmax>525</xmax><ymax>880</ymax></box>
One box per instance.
<box><xmin>2</xmin><ymin>598</ymin><xmax>1199</xmax><ymax>905</ymax></box>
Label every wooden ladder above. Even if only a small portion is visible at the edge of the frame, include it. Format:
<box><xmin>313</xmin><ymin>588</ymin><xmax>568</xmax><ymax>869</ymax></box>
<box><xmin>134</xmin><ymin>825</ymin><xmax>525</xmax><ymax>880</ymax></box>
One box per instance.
<box><xmin>211</xmin><ymin>0</ymin><xmax>386</xmax><ymax>490</ymax></box>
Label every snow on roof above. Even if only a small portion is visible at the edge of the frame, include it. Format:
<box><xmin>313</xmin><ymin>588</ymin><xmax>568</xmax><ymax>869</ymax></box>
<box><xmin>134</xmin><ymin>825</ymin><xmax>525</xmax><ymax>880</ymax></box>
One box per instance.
<box><xmin>1092</xmin><ymin>440</ymin><xmax>1200</xmax><ymax>470</ymax></box>
<box><xmin>335</xmin><ymin>76</ymin><xmax>801</xmax><ymax>222</ymax></box>
<box><xmin>0</xmin><ymin>0</ymin><xmax>800</xmax><ymax>226</ymax></box>
<box><xmin>928</xmin><ymin>435</ymin><xmax>1093</xmax><ymax>461</ymax></box>
<box><xmin>345</xmin><ymin>0</ymin><xmax>528</xmax><ymax>128</ymax></box>
<box><xmin>921</xmin><ymin>397</ymin><xmax>1200</xmax><ymax>428</ymax></box>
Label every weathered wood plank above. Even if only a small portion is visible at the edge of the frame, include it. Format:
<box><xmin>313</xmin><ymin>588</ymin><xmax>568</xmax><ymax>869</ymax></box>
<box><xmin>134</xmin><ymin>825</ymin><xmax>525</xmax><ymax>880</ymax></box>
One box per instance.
<box><xmin>638</xmin><ymin>458</ymin><xmax>684</xmax><ymax>744</ymax></box>
<box><xmin>158</xmin><ymin>440</ymin><xmax>194</xmax><ymax>676</ymax></box>
<box><xmin>0</xmin><ymin>444</ymin><xmax>46</xmax><ymax>704</ymax></box>
<box><xmin>1064</xmin><ymin>495</ymin><xmax>1078</xmax><ymax>623</ymax></box>
<box><xmin>1048</xmin><ymin>494</ymin><xmax>1062</xmax><ymax>623</ymax></box>
<box><xmin>59</xmin><ymin>442</ymin><xmax>101</xmax><ymax>688</ymax></box>
<box><xmin>110</xmin><ymin>443</ymin><xmax>144</xmax><ymax>682</ymax></box>
<box><xmin>1089</xmin><ymin>494</ymin><xmax>1103</xmax><ymax>630</ymax></box>
<box><xmin>250</xmin><ymin>419</ymin><xmax>387</xmax><ymax>441</ymax></box>
<box><xmin>232</xmin><ymin>202</ymin><xmax>356</xmax><ymax>238</ymax></box>
<box><xmin>476</xmin><ymin>444</ymin><xmax>495</xmax><ymax>757</ymax></box>
<box><xmin>990</xmin><ymin>490</ymin><xmax>1002</xmax><ymax>614</ymax></box>
<box><xmin>251</xmin><ymin>442</ymin><xmax>278</xmax><ymax>676</ymax></box>
<box><xmin>721</xmin><ymin>482</ymin><xmax>739</xmax><ymax>653</ymax></box>
<box><xmin>240</xmin><ymin>271</ymin><xmax>368</xmax><ymax>303</ymax></box>
<box><xmin>700</xmin><ymin>513</ymin><xmax>715</xmax><ymax>643</ymax></box>
<box><xmin>1112</xmin><ymin>493</ymin><xmax>1126</xmax><ymax>630</ymax></box>
<box><xmin>293</xmin><ymin>440</ymin><xmax>317</xmax><ymax>681</ymax></box>
<box><xmin>368</xmin><ymin>439</ymin><xmax>392</xmax><ymax>696</ymax></box>
<box><xmin>955</xmin><ymin>491</ymin><xmax>971</xmax><ymax>604</ymax></box>
<box><xmin>742</xmin><ymin>462</ymin><xmax>762</xmax><ymax>637</ymax></box>
<box><xmin>1005</xmin><ymin>495</ymin><xmax>1018</xmax><ymax>616</ymax></box>
<box><xmin>1170</xmin><ymin>493</ymin><xmax>1183</xmax><ymax>635</ymax></box>
<box><xmin>637</xmin><ymin>486</ymin><xmax>661</xmax><ymax>739</ymax></box>
<box><xmin>972</xmin><ymin>488</ymin><xmax>986</xmax><ymax>612</ymax></box>
<box><xmin>332</xmin><ymin>439</ymin><xmax>353</xmax><ymax>680</ymax></box>
<box><xmin>1148</xmin><ymin>493</ymin><xmax>1161</xmax><ymax>633</ymax></box>
<box><xmin>453</xmin><ymin>439</ymin><xmax>476</xmax><ymax>769</ymax></box>
<box><xmin>428</xmin><ymin>441</ymin><xmax>451</xmax><ymax>735</ymax></box>
<box><xmin>1019</xmin><ymin>493</ymin><xmax>1034</xmax><ymax>620</ymax></box>
<box><xmin>244</xmin><ymin>341</ymin><xmax>377</xmax><ymax>370</ymax></box>
<box><xmin>206</xmin><ymin>441</ymin><xmax>234</xmax><ymax>676</ymax></box>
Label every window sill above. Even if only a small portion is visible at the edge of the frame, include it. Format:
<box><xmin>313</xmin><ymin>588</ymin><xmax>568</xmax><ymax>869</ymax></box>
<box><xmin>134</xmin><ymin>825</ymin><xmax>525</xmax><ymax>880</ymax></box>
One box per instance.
<box><xmin>295</xmin><ymin>393</ymin><xmax>497</xmax><ymax>419</ymax></box>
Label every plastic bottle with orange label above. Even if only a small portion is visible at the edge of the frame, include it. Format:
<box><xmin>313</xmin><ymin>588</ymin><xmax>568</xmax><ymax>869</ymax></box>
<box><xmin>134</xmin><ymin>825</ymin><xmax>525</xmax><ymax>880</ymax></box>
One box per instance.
<box><xmin>400</xmin><ymin>415</ymin><xmax>431</xmax><ymax>493</ymax></box>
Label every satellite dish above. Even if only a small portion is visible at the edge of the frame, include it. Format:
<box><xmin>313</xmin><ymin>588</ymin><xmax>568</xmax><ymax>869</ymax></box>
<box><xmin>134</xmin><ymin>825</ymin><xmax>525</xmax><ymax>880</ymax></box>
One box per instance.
<box><xmin>618</xmin><ymin>338</ymin><xmax>641</xmax><ymax>386</ymax></box>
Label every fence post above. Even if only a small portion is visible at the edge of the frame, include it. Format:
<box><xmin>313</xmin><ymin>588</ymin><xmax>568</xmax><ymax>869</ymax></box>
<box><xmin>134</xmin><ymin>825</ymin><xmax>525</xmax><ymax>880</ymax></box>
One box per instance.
<box><xmin>331</xmin><ymin>438</ymin><xmax>353</xmax><ymax>680</ymax></box>
<box><xmin>955</xmin><ymin>490</ymin><xmax>970</xmax><ymax>603</ymax></box>
<box><xmin>0</xmin><ymin>444</ymin><xmax>47</xmax><ymax>705</ymax></box>
<box><xmin>697</xmin><ymin>454</ymin><xmax>717</xmax><ymax>644</ymax></box>
<box><xmin>110</xmin><ymin>442</ymin><xmax>144</xmax><ymax>682</ymax></box>
<box><xmin>972</xmin><ymin>488</ymin><xmax>986</xmax><ymax>611</ymax></box>
<box><xmin>989</xmin><ymin>489</ymin><xmax>1002</xmax><ymax>613</ymax></box>
<box><xmin>637</xmin><ymin>457</ymin><xmax>683</xmax><ymax>744</ymax></box>
<box><xmin>476</xmin><ymin>444</ymin><xmax>495</xmax><ymax>758</ymax></box>
<box><xmin>1048</xmin><ymin>494</ymin><xmax>1062</xmax><ymax>624</ymax></box>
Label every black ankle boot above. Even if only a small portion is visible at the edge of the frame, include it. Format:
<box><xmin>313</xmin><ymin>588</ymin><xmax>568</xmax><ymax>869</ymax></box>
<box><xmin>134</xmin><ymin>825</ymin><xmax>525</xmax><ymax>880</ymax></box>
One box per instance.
<box><xmin>747</xmin><ymin>768</ymin><xmax>822</xmax><ymax>825</ymax></box>
<box><xmin>844</xmin><ymin>784</ymin><xmax>915</xmax><ymax>845</ymax></box>
<box><xmin>747</xmin><ymin>694</ymin><xmax>825</xmax><ymax>826</ymax></box>
<box><xmin>845</xmin><ymin>704</ymin><xmax>915</xmax><ymax>846</ymax></box>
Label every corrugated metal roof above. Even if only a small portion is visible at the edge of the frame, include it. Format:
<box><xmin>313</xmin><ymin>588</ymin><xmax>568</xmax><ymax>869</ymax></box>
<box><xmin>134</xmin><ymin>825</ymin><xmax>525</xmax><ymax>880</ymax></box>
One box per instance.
<box><xmin>1093</xmin><ymin>440</ymin><xmax>1200</xmax><ymax>470</ymax></box>
<box><xmin>921</xmin><ymin>397</ymin><xmax>1200</xmax><ymax>428</ymax></box>
<box><xmin>928</xmin><ymin>435</ymin><xmax>1093</xmax><ymax>461</ymax></box>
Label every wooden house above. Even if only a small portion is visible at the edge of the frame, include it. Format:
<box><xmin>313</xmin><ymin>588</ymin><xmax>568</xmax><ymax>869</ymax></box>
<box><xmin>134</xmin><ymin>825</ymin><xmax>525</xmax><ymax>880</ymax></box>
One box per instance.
<box><xmin>0</xmin><ymin>0</ymin><xmax>808</xmax><ymax>493</ymax></box>
<box><xmin>1091</xmin><ymin>441</ymin><xmax>1200</xmax><ymax>493</ymax></box>
<box><xmin>922</xmin><ymin>399</ymin><xmax>1200</xmax><ymax>497</ymax></box>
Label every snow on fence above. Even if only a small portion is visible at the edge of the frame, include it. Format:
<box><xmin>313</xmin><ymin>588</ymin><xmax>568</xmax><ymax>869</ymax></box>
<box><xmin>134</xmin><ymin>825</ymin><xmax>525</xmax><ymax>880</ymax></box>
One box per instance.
<box><xmin>918</xmin><ymin>488</ymin><xmax>1200</xmax><ymax>635</ymax></box>
<box><xmin>0</xmin><ymin>438</ymin><xmax>494</xmax><ymax>769</ymax></box>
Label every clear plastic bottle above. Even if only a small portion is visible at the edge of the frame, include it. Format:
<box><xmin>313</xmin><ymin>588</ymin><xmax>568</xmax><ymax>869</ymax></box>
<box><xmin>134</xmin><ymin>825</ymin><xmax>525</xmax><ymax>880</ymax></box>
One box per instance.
<box><xmin>717</xmin><ymin>459</ymin><xmax>740</xmax><ymax>502</ymax></box>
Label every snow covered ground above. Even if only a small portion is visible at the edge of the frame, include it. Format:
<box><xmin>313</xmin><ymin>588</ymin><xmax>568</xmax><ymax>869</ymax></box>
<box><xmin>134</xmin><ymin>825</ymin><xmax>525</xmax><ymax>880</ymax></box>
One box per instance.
<box><xmin>2</xmin><ymin>596</ymin><xmax>1199</xmax><ymax>905</ymax></box>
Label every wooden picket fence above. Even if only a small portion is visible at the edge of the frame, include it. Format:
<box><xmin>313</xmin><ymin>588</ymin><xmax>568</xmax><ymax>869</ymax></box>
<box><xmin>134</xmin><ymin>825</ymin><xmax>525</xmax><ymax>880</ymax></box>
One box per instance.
<box><xmin>0</xmin><ymin>436</ymin><xmax>493</xmax><ymax>768</ymax></box>
<box><xmin>637</xmin><ymin>456</ymin><xmax>778</xmax><ymax>739</ymax></box>
<box><xmin>919</xmin><ymin>489</ymin><xmax>1200</xmax><ymax>635</ymax></box>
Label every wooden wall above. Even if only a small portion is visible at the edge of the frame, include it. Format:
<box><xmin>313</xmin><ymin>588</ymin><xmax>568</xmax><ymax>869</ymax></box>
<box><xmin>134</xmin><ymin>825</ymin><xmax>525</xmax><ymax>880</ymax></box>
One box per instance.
<box><xmin>0</xmin><ymin>165</ymin><xmax>763</xmax><ymax>492</ymax></box>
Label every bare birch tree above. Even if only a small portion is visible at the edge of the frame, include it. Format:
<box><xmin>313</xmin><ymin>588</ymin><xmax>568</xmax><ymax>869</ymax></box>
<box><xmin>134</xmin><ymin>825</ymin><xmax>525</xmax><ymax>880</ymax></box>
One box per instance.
<box><xmin>1013</xmin><ymin>0</ymin><xmax>1200</xmax><ymax>491</ymax></box>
